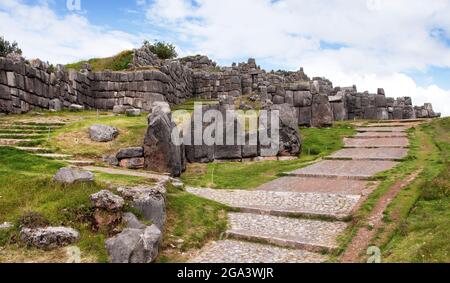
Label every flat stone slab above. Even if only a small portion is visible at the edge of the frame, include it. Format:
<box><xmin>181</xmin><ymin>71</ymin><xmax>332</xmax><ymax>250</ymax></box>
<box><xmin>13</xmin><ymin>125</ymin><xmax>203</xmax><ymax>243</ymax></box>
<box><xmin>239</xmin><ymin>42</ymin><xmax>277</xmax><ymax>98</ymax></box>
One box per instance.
<box><xmin>186</xmin><ymin>187</ymin><xmax>360</xmax><ymax>219</ymax></box>
<box><xmin>328</xmin><ymin>148</ymin><xmax>408</xmax><ymax>161</ymax></box>
<box><xmin>258</xmin><ymin>177</ymin><xmax>369</xmax><ymax>195</ymax></box>
<box><xmin>0</xmin><ymin>139</ymin><xmax>31</xmax><ymax>145</ymax></box>
<box><xmin>36</xmin><ymin>153</ymin><xmax>73</xmax><ymax>159</ymax></box>
<box><xmin>355</xmin><ymin>132</ymin><xmax>407</xmax><ymax>139</ymax></box>
<box><xmin>288</xmin><ymin>160</ymin><xmax>399</xmax><ymax>180</ymax></box>
<box><xmin>357</xmin><ymin>127</ymin><xmax>407</xmax><ymax>132</ymax></box>
<box><xmin>227</xmin><ymin>213</ymin><xmax>347</xmax><ymax>252</ymax></box>
<box><xmin>344</xmin><ymin>137</ymin><xmax>409</xmax><ymax>148</ymax></box>
<box><xmin>188</xmin><ymin>240</ymin><xmax>326</xmax><ymax>263</ymax></box>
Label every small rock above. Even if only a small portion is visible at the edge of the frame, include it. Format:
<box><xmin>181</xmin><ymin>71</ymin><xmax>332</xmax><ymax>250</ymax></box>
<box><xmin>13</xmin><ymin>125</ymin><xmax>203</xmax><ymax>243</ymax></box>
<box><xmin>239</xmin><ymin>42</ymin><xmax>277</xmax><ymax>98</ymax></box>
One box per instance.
<box><xmin>90</xmin><ymin>190</ymin><xmax>124</xmax><ymax>212</ymax></box>
<box><xmin>69</xmin><ymin>104</ymin><xmax>85</xmax><ymax>111</ymax></box>
<box><xmin>123</xmin><ymin>213</ymin><xmax>145</xmax><ymax>229</ymax></box>
<box><xmin>171</xmin><ymin>179</ymin><xmax>184</xmax><ymax>188</ymax></box>
<box><xmin>0</xmin><ymin>222</ymin><xmax>13</xmax><ymax>230</ymax></box>
<box><xmin>126</xmin><ymin>108</ymin><xmax>141</xmax><ymax>117</ymax></box>
<box><xmin>102</xmin><ymin>154</ymin><xmax>119</xmax><ymax>166</ymax></box>
<box><xmin>89</xmin><ymin>124</ymin><xmax>119</xmax><ymax>142</ymax></box>
<box><xmin>53</xmin><ymin>167</ymin><xmax>94</xmax><ymax>184</ymax></box>
<box><xmin>113</xmin><ymin>105</ymin><xmax>129</xmax><ymax>114</ymax></box>
<box><xmin>105</xmin><ymin>225</ymin><xmax>162</xmax><ymax>263</ymax></box>
<box><xmin>119</xmin><ymin>158</ymin><xmax>145</xmax><ymax>169</ymax></box>
<box><xmin>20</xmin><ymin>227</ymin><xmax>79</xmax><ymax>250</ymax></box>
<box><xmin>116</xmin><ymin>147</ymin><xmax>144</xmax><ymax>160</ymax></box>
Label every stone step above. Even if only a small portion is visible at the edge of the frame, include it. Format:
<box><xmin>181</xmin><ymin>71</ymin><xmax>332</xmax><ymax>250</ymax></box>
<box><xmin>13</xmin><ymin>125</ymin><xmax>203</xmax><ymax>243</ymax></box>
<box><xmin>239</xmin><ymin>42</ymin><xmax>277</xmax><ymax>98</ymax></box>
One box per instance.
<box><xmin>66</xmin><ymin>160</ymin><xmax>96</xmax><ymax>166</ymax></box>
<box><xmin>344</xmin><ymin>137</ymin><xmax>409</xmax><ymax>148</ymax></box>
<box><xmin>83</xmin><ymin>166</ymin><xmax>170</xmax><ymax>182</ymax></box>
<box><xmin>0</xmin><ymin>133</ymin><xmax>45</xmax><ymax>137</ymax></box>
<box><xmin>227</xmin><ymin>213</ymin><xmax>347</xmax><ymax>252</ymax></box>
<box><xmin>188</xmin><ymin>240</ymin><xmax>326</xmax><ymax>263</ymax></box>
<box><xmin>287</xmin><ymin>160</ymin><xmax>399</xmax><ymax>180</ymax></box>
<box><xmin>327</xmin><ymin>148</ymin><xmax>408</xmax><ymax>161</ymax></box>
<box><xmin>257</xmin><ymin>177</ymin><xmax>369</xmax><ymax>195</ymax></box>
<box><xmin>186</xmin><ymin>187</ymin><xmax>361</xmax><ymax>220</ymax></box>
<box><xmin>35</xmin><ymin>153</ymin><xmax>73</xmax><ymax>160</ymax></box>
<box><xmin>355</xmin><ymin>132</ymin><xmax>408</xmax><ymax>139</ymax></box>
<box><xmin>357</xmin><ymin>127</ymin><xmax>407</xmax><ymax>133</ymax></box>
<box><xmin>15</xmin><ymin>147</ymin><xmax>54</xmax><ymax>153</ymax></box>
<box><xmin>0</xmin><ymin>139</ymin><xmax>32</xmax><ymax>145</ymax></box>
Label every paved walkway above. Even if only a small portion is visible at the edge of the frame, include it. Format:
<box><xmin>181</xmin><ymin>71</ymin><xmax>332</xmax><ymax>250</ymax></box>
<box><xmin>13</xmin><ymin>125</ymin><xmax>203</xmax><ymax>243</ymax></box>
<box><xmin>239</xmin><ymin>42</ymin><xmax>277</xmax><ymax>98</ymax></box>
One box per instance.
<box><xmin>188</xmin><ymin>121</ymin><xmax>414</xmax><ymax>263</ymax></box>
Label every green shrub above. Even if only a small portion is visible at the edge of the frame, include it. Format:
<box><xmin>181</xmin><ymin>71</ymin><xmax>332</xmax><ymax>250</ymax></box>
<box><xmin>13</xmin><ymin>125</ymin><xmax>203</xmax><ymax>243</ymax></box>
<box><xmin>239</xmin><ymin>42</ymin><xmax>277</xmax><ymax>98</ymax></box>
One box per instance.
<box><xmin>0</xmin><ymin>36</ymin><xmax>22</xmax><ymax>57</ymax></box>
<box><xmin>143</xmin><ymin>40</ymin><xmax>178</xmax><ymax>60</ymax></box>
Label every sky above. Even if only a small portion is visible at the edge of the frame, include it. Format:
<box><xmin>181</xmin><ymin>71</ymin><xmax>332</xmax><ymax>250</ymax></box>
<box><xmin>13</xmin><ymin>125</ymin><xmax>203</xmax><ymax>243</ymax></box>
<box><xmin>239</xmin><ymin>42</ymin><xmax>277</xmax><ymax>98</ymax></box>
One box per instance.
<box><xmin>0</xmin><ymin>0</ymin><xmax>449</xmax><ymax>116</ymax></box>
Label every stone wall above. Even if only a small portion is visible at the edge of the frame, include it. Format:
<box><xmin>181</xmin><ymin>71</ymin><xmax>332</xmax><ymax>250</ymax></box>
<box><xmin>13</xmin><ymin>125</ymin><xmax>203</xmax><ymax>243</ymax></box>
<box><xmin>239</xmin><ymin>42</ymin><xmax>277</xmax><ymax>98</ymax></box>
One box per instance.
<box><xmin>0</xmin><ymin>47</ymin><xmax>441</xmax><ymax>121</ymax></box>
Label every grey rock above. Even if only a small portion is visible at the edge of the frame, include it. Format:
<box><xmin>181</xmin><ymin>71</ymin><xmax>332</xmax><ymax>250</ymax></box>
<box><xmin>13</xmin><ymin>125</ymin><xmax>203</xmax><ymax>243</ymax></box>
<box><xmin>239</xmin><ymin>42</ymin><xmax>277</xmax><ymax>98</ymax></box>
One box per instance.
<box><xmin>126</xmin><ymin>108</ymin><xmax>141</xmax><ymax>116</ymax></box>
<box><xmin>105</xmin><ymin>225</ymin><xmax>162</xmax><ymax>263</ymax></box>
<box><xmin>119</xmin><ymin>158</ymin><xmax>145</xmax><ymax>169</ymax></box>
<box><xmin>69</xmin><ymin>104</ymin><xmax>84</xmax><ymax>111</ymax></box>
<box><xmin>89</xmin><ymin>124</ymin><xmax>119</xmax><ymax>142</ymax></box>
<box><xmin>20</xmin><ymin>227</ymin><xmax>79</xmax><ymax>250</ymax></box>
<box><xmin>53</xmin><ymin>167</ymin><xmax>94</xmax><ymax>184</ymax></box>
<box><xmin>298</xmin><ymin>106</ymin><xmax>312</xmax><ymax>127</ymax></box>
<box><xmin>123</xmin><ymin>213</ymin><xmax>146</xmax><ymax>229</ymax></box>
<box><xmin>311</xmin><ymin>94</ymin><xmax>333</xmax><ymax>128</ymax></box>
<box><xmin>144</xmin><ymin>108</ymin><xmax>184</xmax><ymax>177</ymax></box>
<box><xmin>132</xmin><ymin>188</ymin><xmax>166</xmax><ymax>230</ymax></box>
<box><xmin>102</xmin><ymin>154</ymin><xmax>119</xmax><ymax>166</ymax></box>
<box><xmin>49</xmin><ymin>99</ymin><xmax>62</xmax><ymax>112</ymax></box>
<box><xmin>116</xmin><ymin>147</ymin><xmax>144</xmax><ymax>159</ymax></box>
<box><xmin>113</xmin><ymin>105</ymin><xmax>129</xmax><ymax>114</ymax></box>
<box><xmin>90</xmin><ymin>190</ymin><xmax>124</xmax><ymax>212</ymax></box>
<box><xmin>0</xmin><ymin>222</ymin><xmax>13</xmax><ymax>230</ymax></box>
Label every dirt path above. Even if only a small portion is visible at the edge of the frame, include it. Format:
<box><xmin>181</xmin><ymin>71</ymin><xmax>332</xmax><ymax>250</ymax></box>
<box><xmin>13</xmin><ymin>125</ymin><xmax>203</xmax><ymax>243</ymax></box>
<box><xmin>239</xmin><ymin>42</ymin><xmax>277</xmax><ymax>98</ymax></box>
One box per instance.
<box><xmin>340</xmin><ymin>169</ymin><xmax>422</xmax><ymax>263</ymax></box>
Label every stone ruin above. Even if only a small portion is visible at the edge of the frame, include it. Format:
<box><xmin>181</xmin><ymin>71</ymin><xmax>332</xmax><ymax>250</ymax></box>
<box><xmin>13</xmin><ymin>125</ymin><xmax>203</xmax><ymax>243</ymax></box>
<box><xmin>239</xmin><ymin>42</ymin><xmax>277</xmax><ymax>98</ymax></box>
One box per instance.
<box><xmin>0</xmin><ymin>45</ymin><xmax>441</xmax><ymax>121</ymax></box>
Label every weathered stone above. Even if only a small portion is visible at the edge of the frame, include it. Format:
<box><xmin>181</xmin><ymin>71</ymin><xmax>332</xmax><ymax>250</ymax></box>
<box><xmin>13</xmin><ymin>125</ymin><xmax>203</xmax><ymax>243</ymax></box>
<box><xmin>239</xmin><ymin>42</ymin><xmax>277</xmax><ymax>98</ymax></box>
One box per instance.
<box><xmin>293</xmin><ymin>91</ymin><xmax>312</xmax><ymax>107</ymax></box>
<box><xmin>102</xmin><ymin>154</ymin><xmax>119</xmax><ymax>166</ymax></box>
<box><xmin>131</xmin><ymin>188</ymin><xmax>166</xmax><ymax>230</ymax></box>
<box><xmin>105</xmin><ymin>225</ymin><xmax>162</xmax><ymax>263</ymax></box>
<box><xmin>90</xmin><ymin>190</ymin><xmax>124</xmax><ymax>212</ymax></box>
<box><xmin>123</xmin><ymin>212</ymin><xmax>145</xmax><ymax>229</ymax></box>
<box><xmin>0</xmin><ymin>222</ymin><xmax>13</xmax><ymax>230</ymax></box>
<box><xmin>126</xmin><ymin>108</ymin><xmax>141</xmax><ymax>116</ymax></box>
<box><xmin>20</xmin><ymin>227</ymin><xmax>79</xmax><ymax>250</ymax></box>
<box><xmin>119</xmin><ymin>158</ymin><xmax>145</xmax><ymax>169</ymax></box>
<box><xmin>311</xmin><ymin>94</ymin><xmax>333</xmax><ymax>128</ymax></box>
<box><xmin>144</xmin><ymin>108</ymin><xmax>184</xmax><ymax>177</ymax></box>
<box><xmin>116</xmin><ymin>147</ymin><xmax>144</xmax><ymax>159</ymax></box>
<box><xmin>376</xmin><ymin>108</ymin><xmax>389</xmax><ymax>120</ymax></box>
<box><xmin>113</xmin><ymin>105</ymin><xmax>129</xmax><ymax>114</ymax></box>
<box><xmin>89</xmin><ymin>124</ymin><xmax>119</xmax><ymax>142</ymax></box>
<box><xmin>53</xmin><ymin>167</ymin><xmax>94</xmax><ymax>184</ymax></box>
<box><xmin>332</xmin><ymin>102</ymin><xmax>347</xmax><ymax>121</ymax></box>
<box><xmin>298</xmin><ymin>106</ymin><xmax>312</xmax><ymax>127</ymax></box>
<box><xmin>49</xmin><ymin>99</ymin><xmax>62</xmax><ymax>112</ymax></box>
<box><xmin>69</xmin><ymin>104</ymin><xmax>84</xmax><ymax>111</ymax></box>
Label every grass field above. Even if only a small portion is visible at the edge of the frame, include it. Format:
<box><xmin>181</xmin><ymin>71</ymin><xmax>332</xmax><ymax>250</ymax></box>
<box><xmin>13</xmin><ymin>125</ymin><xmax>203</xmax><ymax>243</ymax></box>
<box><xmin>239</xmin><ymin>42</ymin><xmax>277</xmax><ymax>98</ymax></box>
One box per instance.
<box><xmin>65</xmin><ymin>51</ymin><xmax>134</xmax><ymax>72</ymax></box>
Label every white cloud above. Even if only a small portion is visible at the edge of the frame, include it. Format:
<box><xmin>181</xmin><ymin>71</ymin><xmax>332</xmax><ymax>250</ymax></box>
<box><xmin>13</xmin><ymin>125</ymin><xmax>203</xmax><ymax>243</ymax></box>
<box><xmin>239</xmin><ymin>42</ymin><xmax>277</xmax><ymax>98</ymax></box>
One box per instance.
<box><xmin>144</xmin><ymin>0</ymin><xmax>450</xmax><ymax>116</ymax></box>
<box><xmin>0</xmin><ymin>0</ymin><xmax>142</xmax><ymax>64</ymax></box>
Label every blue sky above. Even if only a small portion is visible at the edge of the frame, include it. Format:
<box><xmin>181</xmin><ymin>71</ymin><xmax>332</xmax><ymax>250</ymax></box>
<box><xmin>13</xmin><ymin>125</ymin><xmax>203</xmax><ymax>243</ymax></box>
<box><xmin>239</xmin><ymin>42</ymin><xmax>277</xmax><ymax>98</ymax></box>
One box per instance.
<box><xmin>1</xmin><ymin>0</ymin><xmax>449</xmax><ymax>115</ymax></box>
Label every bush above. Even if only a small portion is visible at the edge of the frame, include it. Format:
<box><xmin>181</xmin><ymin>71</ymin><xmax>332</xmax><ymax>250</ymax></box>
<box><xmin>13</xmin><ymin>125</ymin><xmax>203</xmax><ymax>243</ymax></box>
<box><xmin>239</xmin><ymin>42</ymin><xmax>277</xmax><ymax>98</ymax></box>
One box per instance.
<box><xmin>144</xmin><ymin>40</ymin><xmax>177</xmax><ymax>60</ymax></box>
<box><xmin>0</xmin><ymin>36</ymin><xmax>22</xmax><ymax>57</ymax></box>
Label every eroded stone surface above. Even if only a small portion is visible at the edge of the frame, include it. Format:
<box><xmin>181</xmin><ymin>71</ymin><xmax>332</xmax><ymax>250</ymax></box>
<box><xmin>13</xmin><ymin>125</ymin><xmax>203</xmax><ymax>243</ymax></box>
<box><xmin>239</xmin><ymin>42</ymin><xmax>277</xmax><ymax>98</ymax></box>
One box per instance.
<box><xmin>189</xmin><ymin>240</ymin><xmax>326</xmax><ymax>263</ymax></box>
<box><xmin>357</xmin><ymin>127</ymin><xmax>407</xmax><ymax>132</ymax></box>
<box><xmin>187</xmin><ymin>187</ymin><xmax>360</xmax><ymax>219</ymax></box>
<box><xmin>355</xmin><ymin>132</ymin><xmax>407</xmax><ymax>138</ymax></box>
<box><xmin>228</xmin><ymin>213</ymin><xmax>347</xmax><ymax>251</ymax></box>
<box><xmin>329</xmin><ymin>148</ymin><xmax>408</xmax><ymax>161</ymax></box>
<box><xmin>288</xmin><ymin>160</ymin><xmax>399</xmax><ymax>179</ymax></box>
<box><xmin>344</xmin><ymin>137</ymin><xmax>409</xmax><ymax>148</ymax></box>
<box><xmin>257</xmin><ymin>177</ymin><xmax>369</xmax><ymax>195</ymax></box>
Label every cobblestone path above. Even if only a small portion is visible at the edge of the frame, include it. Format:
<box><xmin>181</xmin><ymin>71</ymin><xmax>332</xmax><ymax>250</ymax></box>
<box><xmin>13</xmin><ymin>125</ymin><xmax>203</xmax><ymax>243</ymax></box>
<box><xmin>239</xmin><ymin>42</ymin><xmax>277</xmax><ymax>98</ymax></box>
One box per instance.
<box><xmin>188</xmin><ymin>122</ymin><xmax>415</xmax><ymax>263</ymax></box>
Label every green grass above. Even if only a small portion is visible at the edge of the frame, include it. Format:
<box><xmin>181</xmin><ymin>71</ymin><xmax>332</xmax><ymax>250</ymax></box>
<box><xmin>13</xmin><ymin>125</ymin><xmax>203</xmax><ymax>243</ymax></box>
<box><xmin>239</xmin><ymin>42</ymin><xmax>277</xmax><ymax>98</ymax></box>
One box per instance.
<box><xmin>95</xmin><ymin>172</ymin><xmax>156</xmax><ymax>187</ymax></box>
<box><xmin>65</xmin><ymin>50</ymin><xmax>134</xmax><ymax>72</ymax></box>
<box><xmin>42</xmin><ymin>111</ymin><xmax>148</xmax><ymax>158</ymax></box>
<box><xmin>333</xmin><ymin>118</ymin><xmax>450</xmax><ymax>263</ymax></box>
<box><xmin>0</xmin><ymin>147</ymin><xmax>109</xmax><ymax>262</ymax></box>
<box><xmin>157</xmin><ymin>184</ymin><xmax>229</xmax><ymax>263</ymax></box>
<box><xmin>181</xmin><ymin>123</ymin><xmax>356</xmax><ymax>189</ymax></box>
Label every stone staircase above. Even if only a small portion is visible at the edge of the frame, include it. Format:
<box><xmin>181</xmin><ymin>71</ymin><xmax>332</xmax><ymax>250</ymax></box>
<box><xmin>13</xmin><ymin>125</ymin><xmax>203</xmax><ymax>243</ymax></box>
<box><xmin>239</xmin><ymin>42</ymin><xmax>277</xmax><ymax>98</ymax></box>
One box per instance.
<box><xmin>0</xmin><ymin>120</ymin><xmax>95</xmax><ymax>166</ymax></box>
<box><xmin>188</xmin><ymin>121</ymin><xmax>417</xmax><ymax>263</ymax></box>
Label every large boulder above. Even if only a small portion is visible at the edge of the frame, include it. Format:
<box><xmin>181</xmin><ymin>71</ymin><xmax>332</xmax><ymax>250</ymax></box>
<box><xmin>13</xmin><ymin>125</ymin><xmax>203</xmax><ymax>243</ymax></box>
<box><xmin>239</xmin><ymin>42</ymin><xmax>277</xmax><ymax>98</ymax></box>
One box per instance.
<box><xmin>53</xmin><ymin>167</ymin><xmax>94</xmax><ymax>184</ymax></box>
<box><xmin>20</xmin><ymin>227</ymin><xmax>79</xmax><ymax>250</ymax></box>
<box><xmin>332</xmin><ymin>102</ymin><xmax>347</xmax><ymax>121</ymax></box>
<box><xmin>262</xmin><ymin>104</ymin><xmax>301</xmax><ymax>157</ymax></box>
<box><xmin>214</xmin><ymin>106</ymin><xmax>243</xmax><ymax>160</ymax></box>
<box><xmin>144</xmin><ymin>107</ymin><xmax>184</xmax><ymax>177</ymax></box>
<box><xmin>105</xmin><ymin>225</ymin><xmax>162</xmax><ymax>263</ymax></box>
<box><xmin>298</xmin><ymin>106</ymin><xmax>312</xmax><ymax>127</ymax></box>
<box><xmin>89</xmin><ymin>124</ymin><xmax>119</xmax><ymax>142</ymax></box>
<box><xmin>311</xmin><ymin>94</ymin><xmax>333</xmax><ymax>127</ymax></box>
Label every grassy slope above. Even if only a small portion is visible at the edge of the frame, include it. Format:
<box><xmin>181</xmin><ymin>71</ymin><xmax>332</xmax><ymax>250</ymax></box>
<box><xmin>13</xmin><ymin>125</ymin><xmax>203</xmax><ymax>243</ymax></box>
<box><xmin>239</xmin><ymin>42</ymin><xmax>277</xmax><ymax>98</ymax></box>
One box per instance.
<box><xmin>181</xmin><ymin>123</ymin><xmax>356</xmax><ymax>189</ymax></box>
<box><xmin>334</xmin><ymin>118</ymin><xmax>449</xmax><ymax>263</ymax></box>
<box><xmin>0</xmin><ymin>147</ymin><xmax>109</xmax><ymax>263</ymax></box>
<box><xmin>65</xmin><ymin>50</ymin><xmax>134</xmax><ymax>72</ymax></box>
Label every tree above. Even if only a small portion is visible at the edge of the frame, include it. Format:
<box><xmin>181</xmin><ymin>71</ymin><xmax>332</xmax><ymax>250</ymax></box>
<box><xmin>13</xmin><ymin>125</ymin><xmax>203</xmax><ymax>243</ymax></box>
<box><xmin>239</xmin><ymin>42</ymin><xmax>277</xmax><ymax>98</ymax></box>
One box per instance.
<box><xmin>0</xmin><ymin>36</ymin><xmax>22</xmax><ymax>57</ymax></box>
<box><xmin>144</xmin><ymin>40</ymin><xmax>177</xmax><ymax>60</ymax></box>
